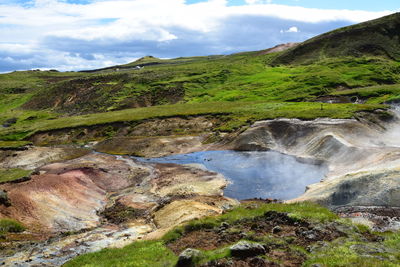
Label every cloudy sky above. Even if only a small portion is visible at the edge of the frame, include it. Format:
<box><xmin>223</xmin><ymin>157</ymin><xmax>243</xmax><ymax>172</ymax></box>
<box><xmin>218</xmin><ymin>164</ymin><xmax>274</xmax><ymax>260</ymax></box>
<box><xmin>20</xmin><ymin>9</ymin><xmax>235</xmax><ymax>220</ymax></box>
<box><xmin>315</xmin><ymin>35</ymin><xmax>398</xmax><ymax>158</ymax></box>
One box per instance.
<box><xmin>0</xmin><ymin>0</ymin><xmax>398</xmax><ymax>72</ymax></box>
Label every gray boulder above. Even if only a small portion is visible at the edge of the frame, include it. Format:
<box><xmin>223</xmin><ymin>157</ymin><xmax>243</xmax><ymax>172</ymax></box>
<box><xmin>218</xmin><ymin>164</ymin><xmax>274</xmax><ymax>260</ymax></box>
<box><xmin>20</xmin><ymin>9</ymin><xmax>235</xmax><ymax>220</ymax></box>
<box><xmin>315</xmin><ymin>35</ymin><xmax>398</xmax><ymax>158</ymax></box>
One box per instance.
<box><xmin>230</xmin><ymin>241</ymin><xmax>266</xmax><ymax>258</ymax></box>
<box><xmin>176</xmin><ymin>248</ymin><xmax>201</xmax><ymax>267</ymax></box>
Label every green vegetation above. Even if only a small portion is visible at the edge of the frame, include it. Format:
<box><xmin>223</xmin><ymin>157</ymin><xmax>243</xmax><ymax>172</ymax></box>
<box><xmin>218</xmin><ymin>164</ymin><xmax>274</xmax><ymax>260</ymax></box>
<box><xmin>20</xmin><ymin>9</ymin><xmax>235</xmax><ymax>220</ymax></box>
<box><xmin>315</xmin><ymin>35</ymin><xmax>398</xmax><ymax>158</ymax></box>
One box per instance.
<box><xmin>65</xmin><ymin>202</ymin><xmax>400</xmax><ymax>267</ymax></box>
<box><xmin>0</xmin><ymin>101</ymin><xmax>383</xmax><ymax>141</ymax></box>
<box><xmin>0</xmin><ymin>54</ymin><xmax>395</xmax><ymax>143</ymax></box>
<box><xmin>0</xmin><ymin>168</ymin><xmax>32</xmax><ymax>183</ymax></box>
<box><xmin>331</xmin><ymin>84</ymin><xmax>400</xmax><ymax>104</ymax></box>
<box><xmin>304</xmin><ymin>232</ymin><xmax>400</xmax><ymax>267</ymax></box>
<box><xmin>0</xmin><ymin>219</ymin><xmax>25</xmax><ymax>234</ymax></box>
<box><xmin>0</xmin><ymin>141</ymin><xmax>31</xmax><ymax>149</ymax></box>
<box><xmin>273</xmin><ymin>13</ymin><xmax>400</xmax><ymax>65</ymax></box>
<box><xmin>64</xmin><ymin>240</ymin><xmax>178</xmax><ymax>267</ymax></box>
<box><xmin>20</xmin><ymin>55</ymin><xmax>400</xmax><ymax>113</ymax></box>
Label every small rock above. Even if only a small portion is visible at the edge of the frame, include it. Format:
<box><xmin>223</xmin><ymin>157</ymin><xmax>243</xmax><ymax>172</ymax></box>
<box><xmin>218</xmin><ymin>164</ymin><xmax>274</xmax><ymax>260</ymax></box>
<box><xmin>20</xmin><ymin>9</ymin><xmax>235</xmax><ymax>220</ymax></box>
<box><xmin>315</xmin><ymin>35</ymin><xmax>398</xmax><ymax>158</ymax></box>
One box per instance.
<box><xmin>300</xmin><ymin>230</ymin><xmax>319</xmax><ymax>240</ymax></box>
<box><xmin>272</xmin><ymin>226</ymin><xmax>282</xmax><ymax>234</ymax></box>
<box><xmin>2</xmin><ymin>117</ymin><xmax>17</xmax><ymax>128</ymax></box>
<box><xmin>220</xmin><ymin>222</ymin><xmax>229</xmax><ymax>229</ymax></box>
<box><xmin>230</xmin><ymin>241</ymin><xmax>266</xmax><ymax>258</ymax></box>
<box><xmin>307</xmin><ymin>241</ymin><xmax>329</xmax><ymax>253</ymax></box>
<box><xmin>176</xmin><ymin>248</ymin><xmax>201</xmax><ymax>267</ymax></box>
<box><xmin>239</xmin><ymin>232</ymin><xmax>248</xmax><ymax>239</ymax></box>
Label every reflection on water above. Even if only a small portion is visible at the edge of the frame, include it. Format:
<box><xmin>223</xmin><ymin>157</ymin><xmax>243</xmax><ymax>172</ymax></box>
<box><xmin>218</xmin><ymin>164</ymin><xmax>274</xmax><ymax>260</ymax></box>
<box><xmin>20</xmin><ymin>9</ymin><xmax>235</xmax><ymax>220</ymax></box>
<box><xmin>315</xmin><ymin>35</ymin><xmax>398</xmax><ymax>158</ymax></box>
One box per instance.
<box><xmin>134</xmin><ymin>150</ymin><xmax>327</xmax><ymax>200</ymax></box>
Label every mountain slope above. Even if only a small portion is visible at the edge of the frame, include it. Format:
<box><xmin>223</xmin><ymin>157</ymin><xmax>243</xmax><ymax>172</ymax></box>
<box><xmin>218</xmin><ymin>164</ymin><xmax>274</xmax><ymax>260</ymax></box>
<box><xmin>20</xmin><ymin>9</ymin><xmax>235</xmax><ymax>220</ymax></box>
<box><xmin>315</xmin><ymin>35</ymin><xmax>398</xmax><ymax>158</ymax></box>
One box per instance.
<box><xmin>273</xmin><ymin>12</ymin><xmax>400</xmax><ymax>65</ymax></box>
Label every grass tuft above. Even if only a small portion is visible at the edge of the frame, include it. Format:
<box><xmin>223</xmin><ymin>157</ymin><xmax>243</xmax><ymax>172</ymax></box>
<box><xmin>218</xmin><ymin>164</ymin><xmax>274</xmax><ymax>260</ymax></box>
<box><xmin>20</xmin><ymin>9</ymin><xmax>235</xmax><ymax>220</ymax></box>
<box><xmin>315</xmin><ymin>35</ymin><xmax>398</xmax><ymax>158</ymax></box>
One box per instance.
<box><xmin>0</xmin><ymin>219</ymin><xmax>25</xmax><ymax>234</ymax></box>
<box><xmin>63</xmin><ymin>240</ymin><xmax>178</xmax><ymax>267</ymax></box>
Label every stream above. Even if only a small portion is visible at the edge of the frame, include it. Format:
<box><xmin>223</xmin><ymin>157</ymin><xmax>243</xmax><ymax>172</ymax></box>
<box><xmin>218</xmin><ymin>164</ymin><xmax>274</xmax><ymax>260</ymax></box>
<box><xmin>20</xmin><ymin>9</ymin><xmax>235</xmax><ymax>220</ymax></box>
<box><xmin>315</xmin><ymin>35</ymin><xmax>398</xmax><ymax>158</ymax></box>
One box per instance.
<box><xmin>134</xmin><ymin>150</ymin><xmax>328</xmax><ymax>200</ymax></box>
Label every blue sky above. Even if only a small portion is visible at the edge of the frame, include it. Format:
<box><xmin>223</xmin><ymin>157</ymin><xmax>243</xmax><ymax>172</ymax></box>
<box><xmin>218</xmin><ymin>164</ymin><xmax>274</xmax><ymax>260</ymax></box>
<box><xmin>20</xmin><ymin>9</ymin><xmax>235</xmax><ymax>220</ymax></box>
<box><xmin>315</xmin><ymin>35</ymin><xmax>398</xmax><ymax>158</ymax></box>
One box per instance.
<box><xmin>0</xmin><ymin>0</ymin><xmax>397</xmax><ymax>72</ymax></box>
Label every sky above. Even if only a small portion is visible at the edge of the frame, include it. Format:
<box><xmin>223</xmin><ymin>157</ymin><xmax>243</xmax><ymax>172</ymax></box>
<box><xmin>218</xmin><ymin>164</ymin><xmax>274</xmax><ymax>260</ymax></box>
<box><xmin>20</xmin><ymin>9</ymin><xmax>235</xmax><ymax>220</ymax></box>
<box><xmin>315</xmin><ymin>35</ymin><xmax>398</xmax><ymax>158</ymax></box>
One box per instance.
<box><xmin>0</xmin><ymin>0</ymin><xmax>398</xmax><ymax>72</ymax></box>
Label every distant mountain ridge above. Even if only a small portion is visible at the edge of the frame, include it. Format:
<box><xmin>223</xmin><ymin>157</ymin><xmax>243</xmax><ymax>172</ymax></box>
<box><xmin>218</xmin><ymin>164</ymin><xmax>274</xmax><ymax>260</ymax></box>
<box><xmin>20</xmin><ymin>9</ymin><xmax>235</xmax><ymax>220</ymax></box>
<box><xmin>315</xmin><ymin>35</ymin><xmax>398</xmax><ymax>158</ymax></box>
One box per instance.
<box><xmin>273</xmin><ymin>12</ymin><xmax>400</xmax><ymax>65</ymax></box>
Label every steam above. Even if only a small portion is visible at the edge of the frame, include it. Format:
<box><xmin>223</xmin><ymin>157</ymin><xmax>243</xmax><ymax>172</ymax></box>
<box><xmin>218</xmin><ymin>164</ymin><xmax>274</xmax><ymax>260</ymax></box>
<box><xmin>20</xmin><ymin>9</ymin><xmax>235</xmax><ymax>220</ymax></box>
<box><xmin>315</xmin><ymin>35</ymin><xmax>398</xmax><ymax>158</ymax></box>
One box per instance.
<box><xmin>376</xmin><ymin>105</ymin><xmax>400</xmax><ymax>148</ymax></box>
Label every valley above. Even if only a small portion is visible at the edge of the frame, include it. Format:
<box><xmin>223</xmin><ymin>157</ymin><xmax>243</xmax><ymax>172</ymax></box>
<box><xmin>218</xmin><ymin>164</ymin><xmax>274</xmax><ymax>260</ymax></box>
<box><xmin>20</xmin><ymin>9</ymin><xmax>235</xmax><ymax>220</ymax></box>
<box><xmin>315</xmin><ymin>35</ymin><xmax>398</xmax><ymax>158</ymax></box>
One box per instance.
<box><xmin>1</xmin><ymin>12</ymin><xmax>400</xmax><ymax>267</ymax></box>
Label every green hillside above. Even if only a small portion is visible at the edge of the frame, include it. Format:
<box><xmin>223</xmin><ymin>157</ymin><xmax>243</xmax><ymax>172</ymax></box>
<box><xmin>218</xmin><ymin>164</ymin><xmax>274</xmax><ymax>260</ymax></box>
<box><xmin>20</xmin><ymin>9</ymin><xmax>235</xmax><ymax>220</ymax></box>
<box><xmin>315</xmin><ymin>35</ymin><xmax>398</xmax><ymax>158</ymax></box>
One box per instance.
<box><xmin>273</xmin><ymin>12</ymin><xmax>400</xmax><ymax>65</ymax></box>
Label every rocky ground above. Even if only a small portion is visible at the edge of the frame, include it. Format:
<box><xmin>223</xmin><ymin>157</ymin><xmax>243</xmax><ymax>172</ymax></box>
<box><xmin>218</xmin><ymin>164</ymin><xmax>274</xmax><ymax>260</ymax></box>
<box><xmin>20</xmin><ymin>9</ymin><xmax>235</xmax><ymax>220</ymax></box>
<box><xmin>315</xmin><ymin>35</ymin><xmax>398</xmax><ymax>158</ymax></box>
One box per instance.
<box><xmin>169</xmin><ymin>209</ymin><xmax>344</xmax><ymax>266</ymax></box>
<box><xmin>170</xmin><ymin>203</ymin><xmax>399</xmax><ymax>267</ymax></box>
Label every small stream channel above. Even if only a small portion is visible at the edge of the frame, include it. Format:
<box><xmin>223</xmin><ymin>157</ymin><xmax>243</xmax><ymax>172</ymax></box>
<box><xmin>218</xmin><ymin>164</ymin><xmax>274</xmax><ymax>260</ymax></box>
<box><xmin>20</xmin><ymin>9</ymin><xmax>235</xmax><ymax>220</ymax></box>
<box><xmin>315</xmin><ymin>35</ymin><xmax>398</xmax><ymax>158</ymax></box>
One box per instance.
<box><xmin>134</xmin><ymin>150</ymin><xmax>328</xmax><ymax>200</ymax></box>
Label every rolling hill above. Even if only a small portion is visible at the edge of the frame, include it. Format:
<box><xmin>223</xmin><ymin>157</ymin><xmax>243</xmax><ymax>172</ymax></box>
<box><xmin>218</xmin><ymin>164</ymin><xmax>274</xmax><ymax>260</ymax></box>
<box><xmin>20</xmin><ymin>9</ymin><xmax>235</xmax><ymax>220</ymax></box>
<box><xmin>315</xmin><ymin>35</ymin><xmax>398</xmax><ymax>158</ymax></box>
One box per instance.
<box><xmin>272</xmin><ymin>12</ymin><xmax>400</xmax><ymax>65</ymax></box>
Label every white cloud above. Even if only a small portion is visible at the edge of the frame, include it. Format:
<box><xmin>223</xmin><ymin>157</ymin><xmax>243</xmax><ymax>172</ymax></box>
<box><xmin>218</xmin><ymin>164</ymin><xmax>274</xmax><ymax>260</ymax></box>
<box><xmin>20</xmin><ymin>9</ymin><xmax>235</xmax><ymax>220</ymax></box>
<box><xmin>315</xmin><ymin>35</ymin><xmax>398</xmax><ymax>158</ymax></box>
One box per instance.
<box><xmin>0</xmin><ymin>0</ymin><xmax>395</xmax><ymax>72</ymax></box>
<box><xmin>280</xmin><ymin>26</ymin><xmax>299</xmax><ymax>33</ymax></box>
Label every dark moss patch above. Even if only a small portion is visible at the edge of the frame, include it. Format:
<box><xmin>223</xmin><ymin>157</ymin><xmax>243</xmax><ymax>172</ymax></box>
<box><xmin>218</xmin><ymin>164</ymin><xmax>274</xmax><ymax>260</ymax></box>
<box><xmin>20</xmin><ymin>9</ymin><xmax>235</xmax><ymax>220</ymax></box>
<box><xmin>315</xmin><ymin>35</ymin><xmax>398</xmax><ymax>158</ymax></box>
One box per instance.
<box><xmin>100</xmin><ymin>202</ymin><xmax>147</xmax><ymax>224</ymax></box>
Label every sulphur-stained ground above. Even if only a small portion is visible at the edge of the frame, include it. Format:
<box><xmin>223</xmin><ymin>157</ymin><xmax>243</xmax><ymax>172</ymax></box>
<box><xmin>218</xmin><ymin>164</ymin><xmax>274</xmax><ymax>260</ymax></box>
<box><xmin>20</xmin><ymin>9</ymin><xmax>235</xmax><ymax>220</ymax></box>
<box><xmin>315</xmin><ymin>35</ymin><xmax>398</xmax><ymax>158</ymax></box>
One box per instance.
<box><xmin>0</xmin><ymin>152</ymin><xmax>237</xmax><ymax>266</ymax></box>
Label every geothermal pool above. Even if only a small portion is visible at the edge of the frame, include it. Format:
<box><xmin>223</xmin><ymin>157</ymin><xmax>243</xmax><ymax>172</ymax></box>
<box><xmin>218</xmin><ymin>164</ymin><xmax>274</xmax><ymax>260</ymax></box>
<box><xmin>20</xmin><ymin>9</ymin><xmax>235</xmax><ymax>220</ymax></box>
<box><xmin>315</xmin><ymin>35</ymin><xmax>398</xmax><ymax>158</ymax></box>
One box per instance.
<box><xmin>134</xmin><ymin>150</ymin><xmax>328</xmax><ymax>200</ymax></box>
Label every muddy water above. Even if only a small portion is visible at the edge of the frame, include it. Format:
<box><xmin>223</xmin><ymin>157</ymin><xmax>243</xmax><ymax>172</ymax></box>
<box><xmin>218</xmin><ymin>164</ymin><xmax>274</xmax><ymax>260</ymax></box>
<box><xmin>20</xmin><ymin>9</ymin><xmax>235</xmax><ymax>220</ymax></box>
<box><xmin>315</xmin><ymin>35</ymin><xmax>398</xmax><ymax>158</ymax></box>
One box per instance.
<box><xmin>135</xmin><ymin>150</ymin><xmax>328</xmax><ymax>200</ymax></box>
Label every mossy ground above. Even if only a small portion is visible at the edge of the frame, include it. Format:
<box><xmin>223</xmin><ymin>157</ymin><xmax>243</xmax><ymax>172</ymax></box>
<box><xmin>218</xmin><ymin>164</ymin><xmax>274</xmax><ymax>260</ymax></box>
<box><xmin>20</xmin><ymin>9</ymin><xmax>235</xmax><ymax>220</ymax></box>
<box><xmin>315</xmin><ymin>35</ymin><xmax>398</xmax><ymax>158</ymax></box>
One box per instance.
<box><xmin>0</xmin><ymin>219</ymin><xmax>25</xmax><ymax>238</ymax></box>
<box><xmin>0</xmin><ymin>168</ymin><xmax>32</xmax><ymax>184</ymax></box>
<box><xmin>0</xmin><ymin>141</ymin><xmax>32</xmax><ymax>149</ymax></box>
<box><xmin>64</xmin><ymin>202</ymin><xmax>400</xmax><ymax>267</ymax></box>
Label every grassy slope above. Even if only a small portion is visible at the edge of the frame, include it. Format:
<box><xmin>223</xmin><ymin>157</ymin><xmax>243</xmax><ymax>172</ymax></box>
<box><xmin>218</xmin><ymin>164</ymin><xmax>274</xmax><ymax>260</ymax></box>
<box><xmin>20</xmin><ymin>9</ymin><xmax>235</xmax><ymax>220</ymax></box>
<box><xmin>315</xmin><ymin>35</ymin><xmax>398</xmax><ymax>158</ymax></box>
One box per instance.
<box><xmin>272</xmin><ymin>12</ymin><xmax>400</xmax><ymax>65</ymax></box>
<box><xmin>20</xmin><ymin>55</ymin><xmax>400</xmax><ymax>112</ymax></box>
<box><xmin>0</xmin><ymin>101</ymin><xmax>382</xmax><ymax>141</ymax></box>
<box><xmin>0</xmin><ymin>70</ymin><xmax>84</xmax><ymax>137</ymax></box>
<box><xmin>64</xmin><ymin>202</ymin><xmax>400</xmax><ymax>267</ymax></box>
<box><xmin>0</xmin><ymin>54</ymin><xmax>394</xmax><ymax>141</ymax></box>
